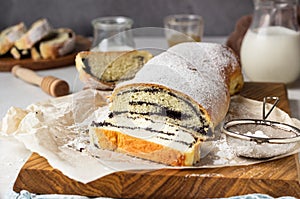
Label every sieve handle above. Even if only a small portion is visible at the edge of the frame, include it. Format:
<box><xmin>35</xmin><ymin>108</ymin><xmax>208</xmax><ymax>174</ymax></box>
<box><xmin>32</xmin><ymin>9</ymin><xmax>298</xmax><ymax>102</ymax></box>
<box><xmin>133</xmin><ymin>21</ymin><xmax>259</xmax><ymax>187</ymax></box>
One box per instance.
<box><xmin>263</xmin><ymin>97</ymin><xmax>279</xmax><ymax>120</ymax></box>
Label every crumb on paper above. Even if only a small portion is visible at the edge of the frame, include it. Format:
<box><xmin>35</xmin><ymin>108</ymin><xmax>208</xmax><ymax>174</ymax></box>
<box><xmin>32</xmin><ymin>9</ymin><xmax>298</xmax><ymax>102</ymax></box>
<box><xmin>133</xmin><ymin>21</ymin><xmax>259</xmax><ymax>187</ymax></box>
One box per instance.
<box><xmin>65</xmin><ymin>128</ymin><xmax>90</xmax><ymax>153</ymax></box>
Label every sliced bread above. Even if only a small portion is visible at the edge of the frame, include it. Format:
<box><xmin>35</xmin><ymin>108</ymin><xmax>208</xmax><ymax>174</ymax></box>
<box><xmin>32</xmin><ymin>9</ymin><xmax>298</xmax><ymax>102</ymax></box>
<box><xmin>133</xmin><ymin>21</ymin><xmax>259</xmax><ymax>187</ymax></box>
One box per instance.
<box><xmin>15</xmin><ymin>18</ymin><xmax>52</xmax><ymax>50</ymax></box>
<box><xmin>76</xmin><ymin>50</ymin><xmax>153</xmax><ymax>89</ymax></box>
<box><xmin>0</xmin><ymin>22</ymin><xmax>26</xmax><ymax>55</ymax></box>
<box><xmin>39</xmin><ymin>28</ymin><xmax>76</xmax><ymax>59</ymax></box>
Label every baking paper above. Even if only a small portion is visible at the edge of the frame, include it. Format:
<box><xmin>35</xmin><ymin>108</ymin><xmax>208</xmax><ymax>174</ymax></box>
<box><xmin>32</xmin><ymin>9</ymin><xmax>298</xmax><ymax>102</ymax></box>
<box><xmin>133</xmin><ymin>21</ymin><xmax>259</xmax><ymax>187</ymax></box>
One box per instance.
<box><xmin>1</xmin><ymin>89</ymin><xmax>300</xmax><ymax>183</ymax></box>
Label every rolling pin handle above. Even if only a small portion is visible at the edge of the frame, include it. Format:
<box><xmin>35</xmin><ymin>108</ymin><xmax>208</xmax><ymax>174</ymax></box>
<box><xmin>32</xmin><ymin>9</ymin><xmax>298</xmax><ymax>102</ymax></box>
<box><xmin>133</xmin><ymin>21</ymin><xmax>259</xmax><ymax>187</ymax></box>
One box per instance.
<box><xmin>11</xmin><ymin>65</ymin><xmax>70</xmax><ymax>97</ymax></box>
<box><xmin>11</xmin><ymin>65</ymin><xmax>43</xmax><ymax>86</ymax></box>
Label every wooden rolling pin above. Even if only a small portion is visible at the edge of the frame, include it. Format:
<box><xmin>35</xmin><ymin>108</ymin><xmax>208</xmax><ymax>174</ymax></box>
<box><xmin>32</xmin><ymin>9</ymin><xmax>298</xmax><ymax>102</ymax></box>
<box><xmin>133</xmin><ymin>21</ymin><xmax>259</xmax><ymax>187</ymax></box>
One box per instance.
<box><xmin>12</xmin><ymin>65</ymin><xmax>70</xmax><ymax>97</ymax></box>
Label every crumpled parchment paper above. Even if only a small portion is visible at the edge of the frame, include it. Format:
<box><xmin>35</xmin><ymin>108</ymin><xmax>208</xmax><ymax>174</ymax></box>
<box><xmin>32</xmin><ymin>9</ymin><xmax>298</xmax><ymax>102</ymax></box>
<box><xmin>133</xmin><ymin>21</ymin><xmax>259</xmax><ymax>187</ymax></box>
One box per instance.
<box><xmin>1</xmin><ymin>89</ymin><xmax>300</xmax><ymax>183</ymax></box>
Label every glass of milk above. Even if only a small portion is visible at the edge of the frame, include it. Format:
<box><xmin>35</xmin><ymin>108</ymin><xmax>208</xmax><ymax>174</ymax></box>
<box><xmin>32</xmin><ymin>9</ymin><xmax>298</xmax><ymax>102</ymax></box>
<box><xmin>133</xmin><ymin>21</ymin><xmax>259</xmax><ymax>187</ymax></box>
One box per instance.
<box><xmin>240</xmin><ymin>0</ymin><xmax>300</xmax><ymax>84</ymax></box>
<box><xmin>91</xmin><ymin>16</ymin><xmax>135</xmax><ymax>52</ymax></box>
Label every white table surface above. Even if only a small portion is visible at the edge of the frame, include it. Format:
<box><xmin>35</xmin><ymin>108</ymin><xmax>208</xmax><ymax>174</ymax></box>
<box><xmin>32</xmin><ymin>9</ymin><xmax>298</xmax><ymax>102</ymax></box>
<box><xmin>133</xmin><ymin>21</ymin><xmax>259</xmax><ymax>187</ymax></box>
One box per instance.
<box><xmin>1</xmin><ymin>36</ymin><xmax>300</xmax><ymax>199</ymax></box>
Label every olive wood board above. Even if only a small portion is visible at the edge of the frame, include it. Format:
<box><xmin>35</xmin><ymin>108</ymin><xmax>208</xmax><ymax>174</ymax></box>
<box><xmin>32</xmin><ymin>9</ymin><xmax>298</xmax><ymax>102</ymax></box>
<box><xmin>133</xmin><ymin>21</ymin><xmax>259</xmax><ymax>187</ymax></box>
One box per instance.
<box><xmin>13</xmin><ymin>82</ymin><xmax>300</xmax><ymax>198</ymax></box>
<box><xmin>0</xmin><ymin>35</ymin><xmax>91</xmax><ymax>72</ymax></box>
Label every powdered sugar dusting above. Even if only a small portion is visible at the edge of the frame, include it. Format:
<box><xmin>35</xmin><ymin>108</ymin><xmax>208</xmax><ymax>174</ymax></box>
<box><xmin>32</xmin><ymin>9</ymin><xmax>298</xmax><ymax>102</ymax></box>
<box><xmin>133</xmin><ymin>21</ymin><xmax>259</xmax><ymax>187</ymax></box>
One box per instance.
<box><xmin>245</xmin><ymin>130</ymin><xmax>269</xmax><ymax>138</ymax></box>
<box><xmin>119</xmin><ymin>42</ymin><xmax>239</xmax><ymax>126</ymax></box>
<box><xmin>169</xmin><ymin>42</ymin><xmax>239</xmax><ymax>75</ymax></box>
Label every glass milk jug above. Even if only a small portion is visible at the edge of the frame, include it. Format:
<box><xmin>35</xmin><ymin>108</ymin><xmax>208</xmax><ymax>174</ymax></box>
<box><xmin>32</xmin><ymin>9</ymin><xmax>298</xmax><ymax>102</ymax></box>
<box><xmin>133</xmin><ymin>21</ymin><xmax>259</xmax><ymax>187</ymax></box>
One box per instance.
<box><xmin>91</xmin><ymin>16</ymin><xmax>135</xmax><ymax>52</ymax></box>
<box><xmin>240</xmin><ymin>0</ymin><xmax>300</xmax><ymax>84</ymax></box>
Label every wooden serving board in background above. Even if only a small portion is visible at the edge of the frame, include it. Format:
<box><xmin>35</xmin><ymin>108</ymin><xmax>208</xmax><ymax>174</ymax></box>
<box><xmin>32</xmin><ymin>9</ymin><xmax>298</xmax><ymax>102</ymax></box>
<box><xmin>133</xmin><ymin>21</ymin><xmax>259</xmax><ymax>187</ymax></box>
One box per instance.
<box><xmin>13</xmin><ymin>82</ymin><xmax>300</xmax><ymax>198</ymax></box>
<box><xmin>0</xmin><ymin>35</ymin><xmax>91</xmax><ymax>72</ymax></box>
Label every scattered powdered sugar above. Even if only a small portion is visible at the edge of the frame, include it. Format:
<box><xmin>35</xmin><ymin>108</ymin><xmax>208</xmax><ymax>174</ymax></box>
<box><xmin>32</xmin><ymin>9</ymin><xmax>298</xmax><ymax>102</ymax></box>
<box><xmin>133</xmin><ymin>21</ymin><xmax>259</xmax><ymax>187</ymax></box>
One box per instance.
<box><xmin>214</xmin><ymin>139</ymin><xmax>236</xmax><ymax>165</ymax></box>
<box><xmin>198</xmin><ymin>132</ymin><xmax>243</xmax><ymax>166</ymax></box>
<box><xmin>212</xmin><ymin>135</ymin><xmax>237</xmax><ymax>165</ymax></box>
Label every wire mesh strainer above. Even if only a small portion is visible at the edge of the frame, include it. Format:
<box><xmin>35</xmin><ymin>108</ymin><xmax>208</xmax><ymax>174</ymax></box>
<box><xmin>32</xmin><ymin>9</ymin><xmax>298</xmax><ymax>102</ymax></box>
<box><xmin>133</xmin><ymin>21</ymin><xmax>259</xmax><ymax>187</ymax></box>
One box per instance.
<box><xmin>221</xmin><ymin>97</ymin><xmax>300</xmax><ymax>159</ymax></box>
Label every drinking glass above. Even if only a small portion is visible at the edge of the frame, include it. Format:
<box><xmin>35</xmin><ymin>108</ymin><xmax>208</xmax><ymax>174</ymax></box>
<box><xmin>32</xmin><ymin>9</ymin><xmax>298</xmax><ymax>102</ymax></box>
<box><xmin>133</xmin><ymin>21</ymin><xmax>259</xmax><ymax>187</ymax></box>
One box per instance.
<box><xmin>91</xmin><ymin>16</ymin><xmax>135</xmax><ymax>51</ymax></box>
<box><xmin>164</xmin><ymin>14</ymin><xmax>204</xmax><ymax>47</ymax></box>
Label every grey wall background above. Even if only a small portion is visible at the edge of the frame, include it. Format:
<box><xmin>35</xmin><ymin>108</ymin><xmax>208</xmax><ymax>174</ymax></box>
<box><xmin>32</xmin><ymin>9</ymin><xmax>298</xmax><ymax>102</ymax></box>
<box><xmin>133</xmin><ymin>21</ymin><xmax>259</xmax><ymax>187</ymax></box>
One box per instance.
<box><xmin>0</xmin><ymin>0</ymin><xmax>253</xmax><ymax>37</ymax></box>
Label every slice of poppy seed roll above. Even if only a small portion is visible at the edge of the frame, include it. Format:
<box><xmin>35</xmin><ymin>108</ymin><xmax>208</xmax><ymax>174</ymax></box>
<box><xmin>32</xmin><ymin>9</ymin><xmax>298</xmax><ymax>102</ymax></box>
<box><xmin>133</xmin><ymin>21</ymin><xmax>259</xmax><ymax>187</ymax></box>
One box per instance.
<box><xmin>90</xmin><ymin>114</ymin><xmax>204</xmax><ymax>166</ymax></box>
<box><xmin>75</xmin><ymin>50</ymin><xmax>153</xmax><ymax>90</ymax></box>
<box><xmin>109</xmin><ymin>83</ymin><xmax>212</xmax><ymax>138</ymax></box>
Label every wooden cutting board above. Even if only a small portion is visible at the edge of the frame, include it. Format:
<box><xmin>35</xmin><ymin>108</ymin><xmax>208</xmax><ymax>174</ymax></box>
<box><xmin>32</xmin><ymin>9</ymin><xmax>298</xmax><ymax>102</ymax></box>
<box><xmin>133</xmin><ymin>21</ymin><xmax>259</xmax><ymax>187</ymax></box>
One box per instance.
<box><xmin>13</xmin><ymin>82</ymin><xmax>300</xmax><ymax>198</ymax></box>
<box><xmin>0</xmin><ymin>35</ymin><xmax>91</xmax><ymax>72</ymax></box>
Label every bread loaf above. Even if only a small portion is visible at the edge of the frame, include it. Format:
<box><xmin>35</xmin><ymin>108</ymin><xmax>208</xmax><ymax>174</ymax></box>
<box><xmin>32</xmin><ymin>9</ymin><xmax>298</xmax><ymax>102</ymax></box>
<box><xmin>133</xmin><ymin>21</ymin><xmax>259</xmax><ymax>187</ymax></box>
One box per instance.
<box><xmin>89</xmin><ymin>42</ymin><xmax>243</xmax><ymax>166</ymax></box>
<box><xmin>0</xmin><ymin>22</ymin><xmax>26</xmax><ymax>55</ymax></box>
<box><xmin>76</xmin><ymin>50</ymin><xmax>153</xmax><ymax>90</ymax></box>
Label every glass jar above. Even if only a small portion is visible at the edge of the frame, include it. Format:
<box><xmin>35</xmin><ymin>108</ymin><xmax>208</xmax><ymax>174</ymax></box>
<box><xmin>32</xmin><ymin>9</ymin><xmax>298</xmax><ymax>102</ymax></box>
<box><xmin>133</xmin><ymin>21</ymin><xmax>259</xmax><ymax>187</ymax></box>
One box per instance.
<box><xmin>240</xmin><ymin>0</ymin><xmax>300</xmax><ymax>84</ymax></box>
<box><xmin>91</xmin><ymin>16</ymin><xmax>135</xmax><ymax>52</ymax></box>
<box><xmin>164</xmin><ymin>14</ymin><xmax>204</xmax><ymax>47</ymax></box>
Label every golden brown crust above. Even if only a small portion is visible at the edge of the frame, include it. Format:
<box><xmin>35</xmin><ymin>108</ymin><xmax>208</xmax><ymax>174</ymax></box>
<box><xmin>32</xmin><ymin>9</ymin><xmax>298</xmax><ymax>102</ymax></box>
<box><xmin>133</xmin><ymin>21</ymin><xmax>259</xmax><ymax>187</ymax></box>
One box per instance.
<box><xmin>229</xmin><ymin>69</ymin><xmax>244</xmax><ymax>95</ymax></box>
<box><xmin>222</xmin><ymin>45</ymin><xmax>244</xmax><ymax>95</ymax></box>
<box><xmin>90</xmin><ymin>127</ymin><xmax>201</xmax><ymax>166</ymax></box>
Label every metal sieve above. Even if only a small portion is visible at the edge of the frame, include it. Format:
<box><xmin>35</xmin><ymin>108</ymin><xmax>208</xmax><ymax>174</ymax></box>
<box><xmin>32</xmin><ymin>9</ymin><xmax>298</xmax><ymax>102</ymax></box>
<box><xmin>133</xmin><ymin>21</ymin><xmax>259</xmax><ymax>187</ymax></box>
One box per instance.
<box><xmin>221</xmin><ymin>97</ymin><xmax>300</xmax><ymax>159</ymax></box>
